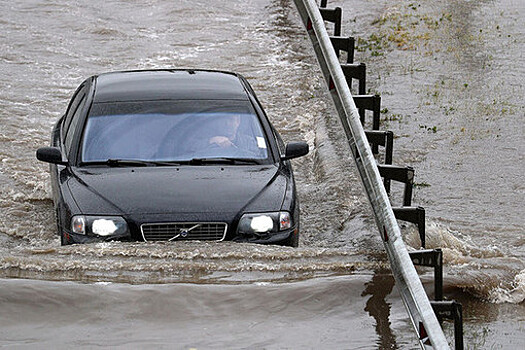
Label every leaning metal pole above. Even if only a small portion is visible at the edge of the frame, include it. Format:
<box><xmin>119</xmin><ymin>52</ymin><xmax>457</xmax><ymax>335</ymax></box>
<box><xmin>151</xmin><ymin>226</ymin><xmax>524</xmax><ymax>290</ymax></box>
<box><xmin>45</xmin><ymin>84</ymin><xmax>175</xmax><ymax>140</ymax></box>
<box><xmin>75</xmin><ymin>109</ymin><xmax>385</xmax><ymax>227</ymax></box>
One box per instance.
<box><xmin>292</xmin><ymin>1</ymin><xmax>450</xmax><ymax>348</ymax></box>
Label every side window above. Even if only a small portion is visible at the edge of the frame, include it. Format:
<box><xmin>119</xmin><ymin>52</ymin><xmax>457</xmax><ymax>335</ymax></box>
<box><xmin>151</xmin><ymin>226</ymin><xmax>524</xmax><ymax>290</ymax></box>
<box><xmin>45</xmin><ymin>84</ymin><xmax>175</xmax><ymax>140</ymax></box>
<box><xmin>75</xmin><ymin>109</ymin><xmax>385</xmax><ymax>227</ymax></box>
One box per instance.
<box><xmin>64</xmin><ymin>94</ymin><xmax>87</xmax><ymax>153</ymax></box>
<box><xmin>62</xmin><ymin>84</ymin><xmax>86</xmax><ymax>140</ymax></box>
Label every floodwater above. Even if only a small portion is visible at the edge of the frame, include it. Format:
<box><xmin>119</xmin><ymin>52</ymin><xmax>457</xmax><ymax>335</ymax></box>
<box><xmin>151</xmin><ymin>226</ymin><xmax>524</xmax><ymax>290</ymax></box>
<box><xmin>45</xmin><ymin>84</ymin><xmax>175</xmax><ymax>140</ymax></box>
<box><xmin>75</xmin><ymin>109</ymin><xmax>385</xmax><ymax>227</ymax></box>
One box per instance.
<box><xmin>0</xmin><ymin>0</ymin><xmax>523</xmax><ymax>348</ymax></box>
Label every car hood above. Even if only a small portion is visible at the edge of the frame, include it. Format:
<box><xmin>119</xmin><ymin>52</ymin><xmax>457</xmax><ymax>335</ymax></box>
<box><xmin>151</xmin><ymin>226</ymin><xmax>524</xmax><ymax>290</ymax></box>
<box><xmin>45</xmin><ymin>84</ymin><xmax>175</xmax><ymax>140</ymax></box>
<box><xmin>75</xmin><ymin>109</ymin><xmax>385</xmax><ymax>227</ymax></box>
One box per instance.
<box><xmin>67</xmin><ymin>165</ymin><xmax>287</xmax><ymax>216</ymax></box>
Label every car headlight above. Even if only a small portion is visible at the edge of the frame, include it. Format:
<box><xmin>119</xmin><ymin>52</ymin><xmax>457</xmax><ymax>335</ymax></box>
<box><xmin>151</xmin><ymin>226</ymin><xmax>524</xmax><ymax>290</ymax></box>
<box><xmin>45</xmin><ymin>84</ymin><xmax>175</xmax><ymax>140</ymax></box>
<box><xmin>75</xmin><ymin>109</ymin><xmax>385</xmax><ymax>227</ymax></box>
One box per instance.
<box><xmin>71</xmin><ymin>215</ymin><xmax>129</xmax><ymax>236</ymax></box>
<box><xmin>237</xmin><ymin>211</ymin><xmax>292</xmax><ymax>235</ymax></box>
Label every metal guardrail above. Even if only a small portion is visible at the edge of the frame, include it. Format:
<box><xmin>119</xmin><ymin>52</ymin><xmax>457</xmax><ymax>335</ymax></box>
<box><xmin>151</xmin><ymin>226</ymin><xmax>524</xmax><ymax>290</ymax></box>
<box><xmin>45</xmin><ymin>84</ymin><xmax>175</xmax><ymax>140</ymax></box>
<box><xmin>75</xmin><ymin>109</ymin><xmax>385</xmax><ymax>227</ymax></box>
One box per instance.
<box><xmin>291</xmin><ymin>0</ymin><xmax>450</xmax><ymax>348</ymax></box>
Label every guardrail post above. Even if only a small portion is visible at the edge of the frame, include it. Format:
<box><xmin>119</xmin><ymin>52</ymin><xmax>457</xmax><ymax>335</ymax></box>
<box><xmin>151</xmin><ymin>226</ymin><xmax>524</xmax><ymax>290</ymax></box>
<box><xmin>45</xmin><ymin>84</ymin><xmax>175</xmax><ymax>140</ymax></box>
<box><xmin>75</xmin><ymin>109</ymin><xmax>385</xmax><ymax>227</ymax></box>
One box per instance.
<box><xmin>330</xmin><ymin>36</ymin><xmax>355</xmax><ymax>63</ymax></box>
<box><xmin>340</xmin><ymin>63</ymin><xmax>366</xmax><ymax>95</ymax></box>
<box><xmin>353</xmin><ymin>95</ymin><xmax>381</xmax><ymax>129</ymax></box>
<box><xmin>319</xmin><ymin>7</ymin><xmax>342</xmax><ymax>36</ymax></box>
<box><xmin>430</xmin><ymin>301</ymin><xmax>464</xmax><ymax>350</ymax></box>
<box><xmin>393</xmin><ymin>206</ymin><xmax>426</xmax><ymax>248</ymax></box>
<box><xmin>377</xmin><ymin>164</ymin><xmax>414</xmax><ymax>204</ymax></box>
<box><xmin>341</xmin><ymin>63</ymin><xmax>367</xmax><ymax>121</ymax></box>
<box><xmin>364</xmin><ymin>130</ymin><xmax>393</xmax><ymax>163</ymax></box>
<box><xmin>408</xmin><ymin>249</ymin><xmax>442</xmax><ymax>300</ymax></box>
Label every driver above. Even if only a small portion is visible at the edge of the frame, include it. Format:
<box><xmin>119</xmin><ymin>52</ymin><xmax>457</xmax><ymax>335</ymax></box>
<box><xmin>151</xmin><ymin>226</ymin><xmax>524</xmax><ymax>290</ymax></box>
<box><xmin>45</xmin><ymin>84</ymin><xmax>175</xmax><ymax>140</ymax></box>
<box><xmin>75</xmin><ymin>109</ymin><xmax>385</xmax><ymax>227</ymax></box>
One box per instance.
<box><xmin>208</xmin><ymin>114</ymin><xmax>241</xmax><ymax>148</ymax></box>
<box><xmin>189</xmin><ymin>113</ymin><xmax>265</xmax><ymax>158</ymax></box>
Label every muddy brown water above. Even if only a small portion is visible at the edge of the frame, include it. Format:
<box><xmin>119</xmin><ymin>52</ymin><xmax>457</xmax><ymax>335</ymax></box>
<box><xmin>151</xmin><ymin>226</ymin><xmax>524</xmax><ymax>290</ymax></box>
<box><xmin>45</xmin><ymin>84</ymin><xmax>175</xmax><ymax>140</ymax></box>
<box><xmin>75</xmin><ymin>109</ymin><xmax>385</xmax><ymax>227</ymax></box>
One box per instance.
<box><xmin>0</xmin><ymin>0</ymin><xmax>523</xmax><ymax>348</ymax></box>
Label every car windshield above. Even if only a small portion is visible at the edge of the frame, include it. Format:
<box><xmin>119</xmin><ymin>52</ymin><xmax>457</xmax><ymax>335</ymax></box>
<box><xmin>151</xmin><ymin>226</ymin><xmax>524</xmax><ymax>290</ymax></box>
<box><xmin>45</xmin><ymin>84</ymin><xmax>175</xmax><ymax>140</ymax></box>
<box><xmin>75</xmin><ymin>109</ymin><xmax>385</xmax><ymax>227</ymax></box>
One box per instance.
<box><xmin>81</xmin><ymin>100</ymin><xmax>270</xmax><ymax>164</ymax></box>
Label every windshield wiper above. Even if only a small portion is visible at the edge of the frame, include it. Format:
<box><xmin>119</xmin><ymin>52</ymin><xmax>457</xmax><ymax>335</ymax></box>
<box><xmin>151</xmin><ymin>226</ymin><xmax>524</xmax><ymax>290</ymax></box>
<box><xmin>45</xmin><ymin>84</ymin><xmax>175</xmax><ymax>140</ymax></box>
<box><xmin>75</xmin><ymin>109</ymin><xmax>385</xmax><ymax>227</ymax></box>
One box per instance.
<box><xmin>148</xmin><ymin>160</ymin><xmax>183</xmax><ymax>166</ymax></box>
<box><xmin>106</xmin><ymin>159</ymin><xmax>157</xmax><ymax>167</ymax></box>
<box><xmin>84</xmin><ymin>159</ymin><xmax>181</xmax><ymax>167</ymax></box>
<box><xmin>189</xmin><ymin>157</ymin><xmax>261</xmax><ymax>165</ymax></box>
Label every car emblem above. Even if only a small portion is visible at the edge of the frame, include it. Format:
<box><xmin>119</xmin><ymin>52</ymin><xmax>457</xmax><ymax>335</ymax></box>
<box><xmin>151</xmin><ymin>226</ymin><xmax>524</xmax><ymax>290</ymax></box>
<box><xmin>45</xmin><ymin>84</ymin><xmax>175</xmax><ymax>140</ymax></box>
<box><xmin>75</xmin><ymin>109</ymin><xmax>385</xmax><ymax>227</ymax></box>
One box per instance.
<box><xmin>168</xmin><ymin>223</ymin><xmax>201</xmax><ymax>241</ymax></box>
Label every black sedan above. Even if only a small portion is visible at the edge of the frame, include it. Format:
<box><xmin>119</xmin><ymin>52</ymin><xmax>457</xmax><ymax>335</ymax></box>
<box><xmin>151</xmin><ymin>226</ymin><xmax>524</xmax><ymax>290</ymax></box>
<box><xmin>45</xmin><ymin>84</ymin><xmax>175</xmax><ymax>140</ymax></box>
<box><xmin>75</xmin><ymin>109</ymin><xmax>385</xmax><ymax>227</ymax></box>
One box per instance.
<box><xmin>37</xmin><ymin>69</ymin><xmax>308</xmax><ymax>247</ymax></box>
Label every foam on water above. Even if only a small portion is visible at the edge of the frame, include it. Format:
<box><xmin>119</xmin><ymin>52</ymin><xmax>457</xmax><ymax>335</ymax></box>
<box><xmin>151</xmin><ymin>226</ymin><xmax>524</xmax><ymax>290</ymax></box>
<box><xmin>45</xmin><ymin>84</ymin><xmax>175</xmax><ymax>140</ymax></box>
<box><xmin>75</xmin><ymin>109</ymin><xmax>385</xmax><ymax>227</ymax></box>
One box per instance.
<box><xmin>403</xmin><ymin>221</ymin><xmax>525</xmax><ymax>303</ymax></box>
<box><xmin>488</xmin><ymin>269</ymin><xmax>525</xmax><ymax>304</ymax></box>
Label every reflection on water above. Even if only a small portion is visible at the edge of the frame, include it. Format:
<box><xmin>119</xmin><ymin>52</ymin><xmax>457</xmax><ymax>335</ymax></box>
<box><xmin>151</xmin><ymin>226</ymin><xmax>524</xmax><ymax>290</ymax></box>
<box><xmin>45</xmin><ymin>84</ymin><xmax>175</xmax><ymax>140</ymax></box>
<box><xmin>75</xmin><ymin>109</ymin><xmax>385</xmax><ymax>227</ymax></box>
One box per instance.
<box><xmin>362</xmin><ymin>270</ymin><xmax>399</xmax><ymax>350</ymax></box>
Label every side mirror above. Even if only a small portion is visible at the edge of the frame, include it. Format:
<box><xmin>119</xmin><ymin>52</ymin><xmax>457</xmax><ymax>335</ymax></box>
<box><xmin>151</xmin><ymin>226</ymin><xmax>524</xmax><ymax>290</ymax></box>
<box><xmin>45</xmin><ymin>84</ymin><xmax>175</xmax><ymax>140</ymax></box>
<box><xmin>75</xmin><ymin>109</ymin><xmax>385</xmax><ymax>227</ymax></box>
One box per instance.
<box><xmin>282</xmin><ymin>142</ymin><xmax>309</xmax><ymax>161</ymax></box>
<box><xmin>36</xmin><ymin>147</ymin><xmax>67</xmax><ymax>165</ymax></box>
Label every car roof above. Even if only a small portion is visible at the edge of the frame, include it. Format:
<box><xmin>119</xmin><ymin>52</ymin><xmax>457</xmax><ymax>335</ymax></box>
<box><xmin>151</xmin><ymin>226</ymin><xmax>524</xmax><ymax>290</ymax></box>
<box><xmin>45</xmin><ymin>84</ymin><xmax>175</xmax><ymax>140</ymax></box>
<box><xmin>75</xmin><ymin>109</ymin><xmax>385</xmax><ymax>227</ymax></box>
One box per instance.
<box><xmin>92</xmin><ymin>69</ymin><xmax>250</xmax><ymax>103</ymax></box>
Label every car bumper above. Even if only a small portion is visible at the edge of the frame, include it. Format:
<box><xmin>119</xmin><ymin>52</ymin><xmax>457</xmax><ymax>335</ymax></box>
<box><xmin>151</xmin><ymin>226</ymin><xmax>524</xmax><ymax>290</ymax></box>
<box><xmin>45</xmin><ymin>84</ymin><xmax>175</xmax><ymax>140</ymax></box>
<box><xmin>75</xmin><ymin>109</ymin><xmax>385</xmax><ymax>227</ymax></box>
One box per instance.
<box><xmin>62</xmin><ymin>231</ymin><xmax>131</xmax><ymax>244</ymax></box>
<box><xmin>62</xmin><ymin>228</ymin><xmax>296</xmax><ymax>246</ymax></box>
<box><xmin>232</xmin><ymin>227</ymin><xmax>297</xmax><ymax>245</ymax></box>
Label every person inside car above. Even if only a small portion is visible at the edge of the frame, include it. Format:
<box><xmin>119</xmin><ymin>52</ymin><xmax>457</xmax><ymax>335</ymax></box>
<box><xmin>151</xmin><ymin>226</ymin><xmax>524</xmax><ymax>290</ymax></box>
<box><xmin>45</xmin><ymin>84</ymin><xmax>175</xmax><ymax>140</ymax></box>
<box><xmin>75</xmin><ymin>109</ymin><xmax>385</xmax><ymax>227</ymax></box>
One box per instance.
<box><xmin>205</xmin><ymin>114</ymin><xmax>266</xmax><ymax>158</ymax></box>
<box><xmin>208</xmin><ymin>114</ymin><xmax>242</xmax><ymax>148</ymax></box>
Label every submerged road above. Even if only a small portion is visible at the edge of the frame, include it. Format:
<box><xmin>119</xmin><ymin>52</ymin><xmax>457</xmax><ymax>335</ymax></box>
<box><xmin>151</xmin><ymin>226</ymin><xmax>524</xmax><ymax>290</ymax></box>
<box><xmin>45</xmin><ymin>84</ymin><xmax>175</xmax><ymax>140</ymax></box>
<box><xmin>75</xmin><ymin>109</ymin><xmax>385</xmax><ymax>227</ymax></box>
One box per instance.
<box><xmin>0</xmin><ymin>0</ymin><xmax>523</xmax><ymax>348</ymax></box>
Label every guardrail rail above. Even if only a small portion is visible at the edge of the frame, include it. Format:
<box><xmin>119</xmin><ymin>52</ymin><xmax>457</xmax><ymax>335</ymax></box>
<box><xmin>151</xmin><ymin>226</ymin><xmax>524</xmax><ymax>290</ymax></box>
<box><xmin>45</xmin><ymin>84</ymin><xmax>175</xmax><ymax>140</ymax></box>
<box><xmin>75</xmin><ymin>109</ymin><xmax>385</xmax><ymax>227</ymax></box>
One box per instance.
<box><xmin>292</xmin><ymin>1</ymin><xmax>464</xmax><ymax>349</ymax></box>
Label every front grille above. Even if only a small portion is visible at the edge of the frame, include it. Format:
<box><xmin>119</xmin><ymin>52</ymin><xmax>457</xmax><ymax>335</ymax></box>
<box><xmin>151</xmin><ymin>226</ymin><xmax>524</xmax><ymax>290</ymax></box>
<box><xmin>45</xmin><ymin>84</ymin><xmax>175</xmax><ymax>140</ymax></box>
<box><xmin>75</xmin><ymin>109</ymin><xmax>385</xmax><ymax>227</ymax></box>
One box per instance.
<box><xmin>141</xmin><ymin>222</ymin><xmax>228</xmax><ymax>242</ymax></box>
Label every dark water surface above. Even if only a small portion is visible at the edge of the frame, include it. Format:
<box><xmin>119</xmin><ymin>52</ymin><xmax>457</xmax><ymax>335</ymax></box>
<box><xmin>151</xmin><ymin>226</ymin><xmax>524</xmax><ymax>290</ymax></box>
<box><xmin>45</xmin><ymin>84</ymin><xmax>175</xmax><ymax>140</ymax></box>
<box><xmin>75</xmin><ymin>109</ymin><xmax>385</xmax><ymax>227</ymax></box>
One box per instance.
<box><xmin>0</xmin><ymin>0</ymin><xmax>523</xmax><ymax>348</ymax></box>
